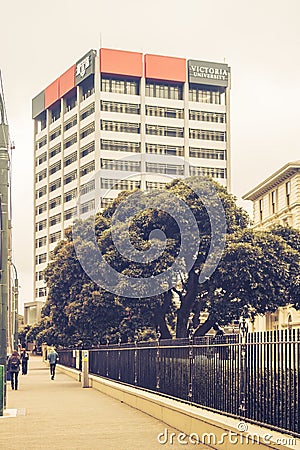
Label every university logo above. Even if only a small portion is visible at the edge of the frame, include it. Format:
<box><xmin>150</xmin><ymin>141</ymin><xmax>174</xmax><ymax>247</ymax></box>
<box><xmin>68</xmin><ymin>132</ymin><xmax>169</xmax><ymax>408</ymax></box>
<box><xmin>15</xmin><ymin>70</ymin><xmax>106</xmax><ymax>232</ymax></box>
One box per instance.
<box><xmin>76</xmin><ymin>56</ymin><xmax>90</xmax><ymax>78</ymax></box>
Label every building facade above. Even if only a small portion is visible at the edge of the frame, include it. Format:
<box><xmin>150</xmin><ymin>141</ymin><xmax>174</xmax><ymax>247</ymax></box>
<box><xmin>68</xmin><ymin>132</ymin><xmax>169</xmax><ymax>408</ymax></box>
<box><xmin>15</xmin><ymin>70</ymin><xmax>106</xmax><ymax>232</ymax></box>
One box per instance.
<box><xmin>32</xmin><ymin>48</ymin><xmax>231</xmax><ymax>303</ymax></box>
<box><xmin>243</xmin><ymin>161</ymin><xmax>300</xmax><ymax>330</ymax></box>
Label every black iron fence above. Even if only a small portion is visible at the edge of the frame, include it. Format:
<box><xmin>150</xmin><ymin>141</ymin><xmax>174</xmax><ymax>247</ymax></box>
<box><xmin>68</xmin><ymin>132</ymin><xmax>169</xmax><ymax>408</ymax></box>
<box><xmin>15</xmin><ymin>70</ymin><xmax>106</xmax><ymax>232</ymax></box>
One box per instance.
<box><xmin>58</xmin><ymin>349</ymin><xmax>82</xmax><ymax>371</ymax></box>
<box><xmin>60</xmin><ymin>329</ymin><xmax>300</xmax><ymax>436</ymax></box>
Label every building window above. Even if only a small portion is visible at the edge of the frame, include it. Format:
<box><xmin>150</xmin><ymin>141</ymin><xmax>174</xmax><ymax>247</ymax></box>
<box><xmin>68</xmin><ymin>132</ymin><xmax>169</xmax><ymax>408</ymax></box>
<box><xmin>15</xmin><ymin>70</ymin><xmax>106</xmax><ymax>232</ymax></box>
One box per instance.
<box><xmin>50</xmin><ymin>127</ymin><xmax>61</xmax><ymax>141</ymax></box>
<box><xmin>101</xmin><ymin>178</ymin><xmax>141</xmax><ymax>191</ymax></box>
<box><xmin>80</xmin><ymin>142</ymin><xmax>95</xmax><ymax>158</ymax></box>
<box><xmin>49</xmin><ymin>213</ymin><xmax>61</xmax><ymax>227</ymax></box>
<box><xmin>36</xmin><ymin>236</ymin><xmax>47</xmax><ymax>248</ymax></box>
<box><xmin>36</xmin><ymin>152</ymin><xmax>47</xmax><ymax>166</ymax></box>
<box><xmin>64</xmin><ymin>207</ymin><xmax>77</xmax><ymax>221</ymax></box>
<box><xmin>190</xmin><ymin>166</ymin><xmax>226</xmax><ymax>179</ymax></box>
<box><xmin>36</xmin><ymin>202</ymin><xmax>47</xmax><ymax>215</ymax></box>
<box><xmin>64</xmin><ymin>116</ymin><xmax>77</xmax><ymax>131</ymax></box>
<box><xmin>146</xmin><ymin>143</ymin><xmax>184</xmax><ymax>156</ymax></box>
<box><xmin>101</xmin><ymin>120</ymin><xmax>140</xmax><ymax>134</ymax></box>
<box><xmin>101</xmin><ymin>100</ymin><xmax>140</xmax><ymax>115</ymax></box>
<box><xmin>80</xmin><ymin>103</ymin><xmax>95</xmax><ymax>120</ymax></box>
<box><xmin>35</xmin><ymin>111</ymin><xmax>47</xmax><ymax>133</ymax></box>
<box><xmin>80</xmin><ymin>161</ymin><xmax>95</xmax><ymax>177</ymax></box>
<box><xmin>35</xmin><ymin>271</ymin><xmax>44</xmax><ymax>281</ymax></box>
<box><xmin>49</xmin><ymin>161</ymin><xmax>61</xmax><ymax>176</ymax></box>
<box><xmin>36</xmin><ymin>186</ymin><xmax>47</xmax><ymax>199</ymax></box>
<box><xmin>189</xmin><ymin>147</ymin><xmax>226</xmax><ymax>160</ymax></box>
<box><xmin>101</xmin><ymin>198</ymin><xmax>114</xmax><ymax>208</ymax></box>
<box><xmin>146</xmin><ymin>124</ymin><xmax>184</xmax><ymax>138</ymax></box>
<box><xmin>146</xmin><ymin>181</ymin><xmax>167</xmax><ymax>190</ymax></box>
<box><xmin>189</xmin><ymin>85</ymin><xmax>225</xmax><ymax>105</ymax></box>
<box><xmin>49</xmin><ymin>178</ymin><xmax>61</xmax><ymax>192</ymax></box>
<box><xmin>50</xmin><ymin>230</ymin><xmax>62</xmax><ymax>244</ymax></box>
<box><xmin>101</xmin><ymin>159</ymin><xmax>141</xmax><ymax>172</ymax></box>
<box><xmin>36</xmin><ymin>169</ymin><xmax>47</xmax><ymax>182</ymax></box>
<box><xmin>64</xmin><ymin>188</ymin><xmax>77</xmax><ymax>203</ymax></box>
<box><xmin>286</xmin><ymin>181</ymin><xmax>291</xmax><ymax>207</ymax></box>
<box><xmin>259</xmin><ymin>199</ymin><xmax>263</xmax><ymax>221</ymax></box>
<box><xmin>36</xmin><ymin>287</ymin><xmax>47</xmax><ymax>298</ymax></box>
<box><xmin>145</xmin><ymin>105</ymin><xmax>184</xmax><ymax>118</ymax></box>
<box><xmin>101</xmin><ymin>76</ymin><xmax>140</xmax><ymax>95</ymax></box>
<box><xmin>271</xmin><ymin>190</ymin><xmax>277</xmax><ymax>214</ymax></box>
<box><xmin>65</xmin><ymin>90</ymin><xmax>77</xmax><ymax>112</ymax></box>
<box><xmin>64</xmin><ymin>170</ymin><xmax>77</xmax><ymax>185</ymax></box>
<box><xmin>49</xmin><ymin>196</ymin><xmax>61</xmax><ymax>210</ymax></box>
<box><xmin>145</xmin><ymin>80</ymin><xmax>183</xmax><ymax>100</ymax></box>
<box><xmin>80</xmin><ymin>200</ymin><xmax>95</xmax><ymax>215</ymax></box>
<box><xmin>36</xmin><ymin>136</ymin><xmax>47</xmax><ymax>150</ymax></box>
<box><xmin>36</xmin><ymin>253</ymin><xmax>47</xmax><ymax>265</ymax></box>
<box><xmin>80</xmin><ymin>122</ymin><xmax>95</xmax><ymax>139</ymax></box>
<box><xmin>101</xmin><ymin>139</ymin><xmax>141</xmax><ymax>153</ymax></box>
<box><xmin>189</xmin><ymin>110</ymin><xmax>226</xmax><ymax>123</ymax></box>
<box><xmin>80</xmin><ymin>180</ymin><xmax>95</xmax><ymax>195</ymax></box>
<box><xmin>36</xmin><ymin>219</ymin><xmax>47</xmax><ymax>232</ymax></box>
<box><xmin>146</xmin><ymin>162</ymin><xmax>184</xmax><ymax>175</ymax></box>
<box><xmin>81</xmin><ymin>75</ymin><xmax>95</xmax><ymax>100</ymax></box>
<box><xmin>64</xmin><ymin>133</ymin><xmax>77</xmax><ymax>149</ymax></box>
<box><xmin>50</xmin><ymin>103</ymin><xmax>61</xmax><ymax>122</ymax></box>
<box><xmin>189</xmin><ymin>129</ymin><xmax>226</xmax><ymax>141</ymax></box>
<box><xmin>64</xmin><ymin>151</ymin><xmax>77</xmax><ymax>167</ymax></box>
<box><xmin>49</xmin><ymin>144</ymin><xmax>61</xmax><ymax>159</ymax></box>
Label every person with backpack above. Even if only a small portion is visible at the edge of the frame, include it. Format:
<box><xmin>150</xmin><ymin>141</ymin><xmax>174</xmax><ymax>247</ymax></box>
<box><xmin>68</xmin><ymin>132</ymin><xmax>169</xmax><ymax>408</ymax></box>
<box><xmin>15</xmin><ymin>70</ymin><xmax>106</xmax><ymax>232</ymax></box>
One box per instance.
<box><xmin>7</xmin><ymin>351</ymin><xmax>21</xmax><ymax>390</ymax></box>
<box><xmin>21</xmin><ymin>348</ymin><xmax>30</xmax><ymax>375</ymax></box>
<box><xmin>47</xmin><ymin>348</ymin><xmax>59</xmax><ymax>380</ymax></box>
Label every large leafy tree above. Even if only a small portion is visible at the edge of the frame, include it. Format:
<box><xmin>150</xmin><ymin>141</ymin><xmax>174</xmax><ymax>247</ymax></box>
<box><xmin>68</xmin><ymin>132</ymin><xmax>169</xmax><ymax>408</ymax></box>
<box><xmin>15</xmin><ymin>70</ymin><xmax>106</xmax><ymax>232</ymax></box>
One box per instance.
<box><xmin>29</xmin><ymin>177</ymin><xmax>300</xmax><ymax>345</ymax></box>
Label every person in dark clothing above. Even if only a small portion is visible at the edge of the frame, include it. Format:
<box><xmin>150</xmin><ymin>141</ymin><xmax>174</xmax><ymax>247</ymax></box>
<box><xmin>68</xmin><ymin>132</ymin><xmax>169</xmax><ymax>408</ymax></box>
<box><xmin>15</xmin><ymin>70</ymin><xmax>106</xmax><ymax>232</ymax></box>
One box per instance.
<box><xmin>21</xmin><ymin>349</ymin><xmax>29</xmax><ymax>375</ymax></box>
<box><xmin>47</xmin><ymin>348</ymin><xmax>59</xmax><ymax>380</ymax></box>
<box><xmin>7</xmin><ymin>351</ymin><xmax>21</xmax><ymax>390</ymax></box>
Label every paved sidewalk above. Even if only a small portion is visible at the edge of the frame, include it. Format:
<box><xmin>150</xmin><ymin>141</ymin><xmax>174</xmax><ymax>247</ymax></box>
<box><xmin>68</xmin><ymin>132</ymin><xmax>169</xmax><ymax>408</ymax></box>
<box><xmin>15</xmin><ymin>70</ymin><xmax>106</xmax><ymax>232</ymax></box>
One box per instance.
<box><xmin>0</xmin><ymin>357</ymin><xmax>212</xmax><ymax>450</ymax></box>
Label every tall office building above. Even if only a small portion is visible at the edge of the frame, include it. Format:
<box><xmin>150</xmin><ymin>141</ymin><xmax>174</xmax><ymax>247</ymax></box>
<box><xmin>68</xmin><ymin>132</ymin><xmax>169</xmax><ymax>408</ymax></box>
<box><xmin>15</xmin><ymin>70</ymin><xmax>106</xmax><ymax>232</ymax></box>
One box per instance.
<box><xmin>32</xmin><ymin>48</ymin><xmax>231</xmax><ymax>302</ymax></box>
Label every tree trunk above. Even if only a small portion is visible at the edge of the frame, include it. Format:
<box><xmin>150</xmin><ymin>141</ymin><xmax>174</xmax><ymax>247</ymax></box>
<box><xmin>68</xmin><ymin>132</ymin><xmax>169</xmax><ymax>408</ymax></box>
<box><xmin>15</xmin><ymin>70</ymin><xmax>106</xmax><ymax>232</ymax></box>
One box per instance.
<box><xmin>194</xmin><ymin>315</ymin><xmax>216</xmax><ymax>337</ymax></box>
<box><xmin>176</xmin><ymin>270</ymin><xmax>199</xmax><ymax>338</ymax></box>
<box><xmin>153</xmin><ymin>291</ymin><xmax>172</xmax><ymax>340</ymax></box>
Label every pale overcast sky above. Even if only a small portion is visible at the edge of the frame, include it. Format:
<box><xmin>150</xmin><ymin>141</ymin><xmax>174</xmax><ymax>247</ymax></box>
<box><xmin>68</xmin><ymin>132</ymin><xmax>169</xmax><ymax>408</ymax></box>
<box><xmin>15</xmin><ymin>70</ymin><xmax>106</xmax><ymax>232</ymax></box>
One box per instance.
<box><xmin>1</xmin><ymin>0</ymin><xmax>300</xmax><ymax>311</ymax></box>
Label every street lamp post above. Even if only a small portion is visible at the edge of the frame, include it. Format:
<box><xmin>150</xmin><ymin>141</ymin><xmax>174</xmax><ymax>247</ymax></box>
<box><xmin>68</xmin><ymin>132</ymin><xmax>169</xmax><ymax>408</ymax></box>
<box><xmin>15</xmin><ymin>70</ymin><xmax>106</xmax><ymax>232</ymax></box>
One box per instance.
<box><xmin>0</xmin><ymin>88</ymin><xmax>9</xmax><ymax>409</ymax></box>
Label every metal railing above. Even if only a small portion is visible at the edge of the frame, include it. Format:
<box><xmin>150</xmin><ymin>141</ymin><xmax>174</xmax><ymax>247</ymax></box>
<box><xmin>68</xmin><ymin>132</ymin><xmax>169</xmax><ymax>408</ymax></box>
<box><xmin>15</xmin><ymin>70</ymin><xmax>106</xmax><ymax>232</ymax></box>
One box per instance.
<box><xmin>59</xmin><ymin>329</ymin><xmax>300</xmax><ymax>436</ymax></box>
<box><xmin>58</xmin><ymin>349</ymin><xmax>82</xmax><ymax>371</ymax></box>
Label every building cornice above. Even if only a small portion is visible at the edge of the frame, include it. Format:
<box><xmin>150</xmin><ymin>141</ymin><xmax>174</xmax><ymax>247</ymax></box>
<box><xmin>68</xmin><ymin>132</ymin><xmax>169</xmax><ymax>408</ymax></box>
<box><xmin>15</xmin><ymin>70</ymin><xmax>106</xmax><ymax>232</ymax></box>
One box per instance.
<box><xmin>243</xmin><ymin>161</ymin><xmax>300</xmax><ymax>201</ymax></box>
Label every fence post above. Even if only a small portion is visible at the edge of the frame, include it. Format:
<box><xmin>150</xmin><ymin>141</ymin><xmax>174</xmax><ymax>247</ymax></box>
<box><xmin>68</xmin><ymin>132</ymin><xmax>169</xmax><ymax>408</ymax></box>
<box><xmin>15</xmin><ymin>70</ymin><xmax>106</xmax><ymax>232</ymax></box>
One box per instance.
<box><xmin>188</xmin><ymin>321</ymin><xmax>195</xmax><ymax>404</ymax></box>
<box><xmin>156</xmin><ymin>329</ymin><xmax>161</xmax><ymax>390</ymax></box>
<box><xmin>134</xmin><ymin>335</ymin><xmax>138</xmax><ymax>386</ymax></box>
<box><xmin>118</xmin><ymin>335</ymin><xmax>121</xmax><ymax>381</ymax></box>
<box><xmin>81</xmin><ymin>350</ymin><xmax>89</xmax><ymax>388</ymax></box>
<box><xmin>106</xmin><ymin>338</ymin><xmax>109</xmax><ymax>377</ymax></box>
<box><xmin>0</xmin><ymin>365</ymin><xmax>3</xmax><ymax>416</ymax></box>
<box><xmin>239</xmin><ymin>315</ymin><xmax>248</xmax><ymax>417</ymax></box>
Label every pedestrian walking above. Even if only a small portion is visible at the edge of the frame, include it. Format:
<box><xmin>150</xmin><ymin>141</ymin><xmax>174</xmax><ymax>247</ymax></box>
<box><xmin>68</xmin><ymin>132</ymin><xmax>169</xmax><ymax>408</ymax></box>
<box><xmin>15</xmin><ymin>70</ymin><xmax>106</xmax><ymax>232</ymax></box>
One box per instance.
<box><xmin>47</xmin><ymin>348</ymin><xmax>59</xmax><ymax>380</ymax></box>
<box><xmin>7</xmin><ymin>351</ymin><xmax>21</xmax><ymax>390</ymax></box>
<box><xmin>21</xmin><ymin>348</ymin><xmax>30</xmax><ymax>375</ymax></box>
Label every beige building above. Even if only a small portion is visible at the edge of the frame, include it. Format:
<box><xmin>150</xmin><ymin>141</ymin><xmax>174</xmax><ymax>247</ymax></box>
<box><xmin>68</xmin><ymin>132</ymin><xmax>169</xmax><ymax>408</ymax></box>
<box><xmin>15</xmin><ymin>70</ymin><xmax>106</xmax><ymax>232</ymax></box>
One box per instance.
<box><xmin>32</xmin><ymin>47</ymin><xmax>231</xmax><ymax>304</ymax></box>
<box><xmin>243</xmin><ymin>161</ymin><xmax>300</xmax><ymax>331</ymax></box>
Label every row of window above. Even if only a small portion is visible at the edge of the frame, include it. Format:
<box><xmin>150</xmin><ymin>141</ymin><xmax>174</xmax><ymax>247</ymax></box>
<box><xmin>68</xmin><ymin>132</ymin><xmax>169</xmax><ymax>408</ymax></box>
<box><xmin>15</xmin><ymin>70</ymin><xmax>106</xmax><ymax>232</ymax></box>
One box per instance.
<box><xmin>36</xmin><ymin>141</ymin><xmax>96</xmax><ymax>167</ymax></box>
<box><xmin>36</xmin><ymin>79</ymin><xmax>226</xmax><ymax>133</ymax></box>
<box><xmin>258</xmin><ymin>181</ymin><xmax>291</xmax><ymax>220</ymax></box>
<box><xmin>36</xmin><ymin>160</ymin><xmax>95</xmax><ymax>185</ymax></box>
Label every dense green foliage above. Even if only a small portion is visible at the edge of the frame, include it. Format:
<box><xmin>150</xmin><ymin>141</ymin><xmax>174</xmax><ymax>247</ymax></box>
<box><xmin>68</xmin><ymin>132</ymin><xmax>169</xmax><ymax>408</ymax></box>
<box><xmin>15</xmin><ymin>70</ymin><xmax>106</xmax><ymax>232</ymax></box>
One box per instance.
<box><xmin>22</xmin><ymin>177</ymin><xmax>300</xmax><ymax>347</ymax></box>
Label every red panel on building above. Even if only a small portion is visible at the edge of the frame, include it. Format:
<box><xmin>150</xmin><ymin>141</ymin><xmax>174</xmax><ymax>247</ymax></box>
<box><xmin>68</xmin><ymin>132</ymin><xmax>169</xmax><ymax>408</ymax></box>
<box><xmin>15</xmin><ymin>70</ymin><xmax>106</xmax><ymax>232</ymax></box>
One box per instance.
<box><xmin>59</xmin><ymin>65</ymin><xmax>76</xmax><ymax>97</ymax></box>
<box><xmin>145</xmin><ymin>54</ymin><xmax>186</xmax><ymax>82</ymax></box>
<box><xmin>100</xmin><ymin>48</ymin><xmax>143</xmax><ymax>77</ymax></box>
<box><xmin>45</xmin><ymin>79</ymin><xmax>60</xmax><ymax>108</ymax></box>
